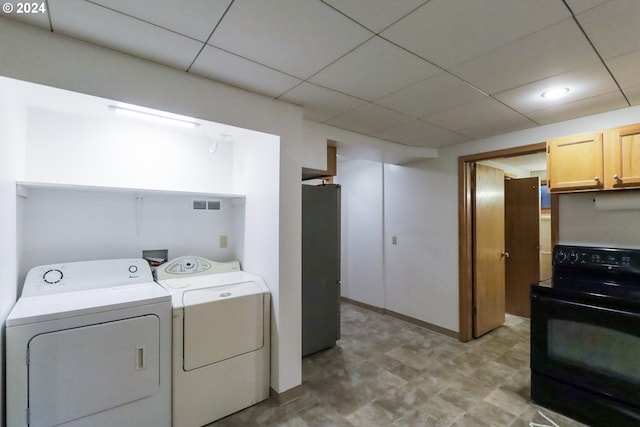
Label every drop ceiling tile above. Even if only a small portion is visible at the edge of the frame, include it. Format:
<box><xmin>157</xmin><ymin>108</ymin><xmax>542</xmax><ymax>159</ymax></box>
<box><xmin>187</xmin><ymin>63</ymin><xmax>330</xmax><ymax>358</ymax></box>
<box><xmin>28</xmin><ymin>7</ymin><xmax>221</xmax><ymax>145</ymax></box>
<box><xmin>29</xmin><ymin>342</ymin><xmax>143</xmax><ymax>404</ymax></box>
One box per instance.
<box><xmin>607</xmin><ymin>49</ymin><xmax>640</xmax><ymax>89</ymax></box>
<box><xmin>2</xmin><ymin>2</ymin><xmax>50</xmax><ymax>29</ymax></box>
<box><xmin>90</xmin><ymin>0</ymin><xmax>232</xmax><ymax>41</ymax></box>
<box><xmin>457</xmin><ymin>115</ymin><xmax>537</xmax><ymax>140</ymax></box>
<box><xmin>423</xmin><ymin>98</ymin><xmax>522</xmax><ymax>131</ymax></box>
<box><xmin>381</xmin><ymin>0</ymin><xmax>571</xmax><ymax>68</ymax></box>
<box><xmin>309</xmin><ymin>37</ymin><xmax>440</xmax><ymax>101</ymax></box>
<box><xmin>48</xmin><ymin>0</ymin><xmax>202</xmax><ymax>69</ymax></box>
<box><xmin>450</xmin><ymin>19</ymin><xmax>600</xmax><ymax>95</ymax></box>
<box><xmin>374</xmin><ymin>72</ymin><xmax>488</xmax><ymax>118</ymax></box>
<box><xmin>373</xmin><ymin>118</ymin><xmax>449</xmax><ymax>145</ymax></box>
<box><xmin>577</xmin><ymin>0</ymin><xmax>640</xmax><ymax>59</ymax></box>
<box><xmin>414</xmin><ymin>131</ymin><xmax>471</xmax><ymax>148</ymax></box>
<box><xmin>526</xmin><ymin>91</ymin><xmax>628</xmax><ymax>125</ymax></box>
<box><xmin>624</xmin><ymin>85</ymin><xmax>640</xmax><ymax>105</ymax></box>
<box><xmin>494</xmin><ymin>63</ymin><xmax>620</xmax><ymax>113</ymax></box>
<box><xmin>322</xmin><ymin>0</ymin><xmax>428</xmax><ymax>33</ymax></box>
<box><xmin>190</xmin><ymin>46</ymin><xmax>301</xmax><ymax>98</ymax></box>
<box><xmin>209</xmin><ymin>0</ymin><xmax>372</xmax><ymax>79</ymax></box>
<box><xmin>326</xmin><ymin>103</ymin><xmax>414</xmax><ymax>135</ymax></box>
<box><xmin>278</xmin><ymin>82</ymin><xmax>367</xmax><ymax>122</ymax></box>
<box><xmin>564</xmin><ymin>0</ymin><xmax>611</xmax><ymax>14</ymax></box>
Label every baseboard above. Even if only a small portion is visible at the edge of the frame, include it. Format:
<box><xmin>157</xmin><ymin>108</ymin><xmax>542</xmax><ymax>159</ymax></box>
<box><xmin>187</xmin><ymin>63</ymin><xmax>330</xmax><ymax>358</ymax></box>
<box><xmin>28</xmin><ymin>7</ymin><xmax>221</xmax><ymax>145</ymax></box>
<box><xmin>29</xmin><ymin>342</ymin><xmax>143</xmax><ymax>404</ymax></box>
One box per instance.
<box><xmin>340</xmin><ymin>297</ymin><xmax>458</xmax><ymax>339</ymax></box>
<box><xmin>270</xmin><ymin>384</ymin><xmax>304</xmax><ymax>406</ymax></box>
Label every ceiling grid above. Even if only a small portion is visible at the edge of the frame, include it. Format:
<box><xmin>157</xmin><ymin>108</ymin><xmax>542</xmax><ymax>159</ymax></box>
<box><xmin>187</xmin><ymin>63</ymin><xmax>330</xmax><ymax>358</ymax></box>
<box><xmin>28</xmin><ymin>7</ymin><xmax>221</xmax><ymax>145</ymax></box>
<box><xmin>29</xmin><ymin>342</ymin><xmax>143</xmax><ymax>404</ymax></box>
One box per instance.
<box><xmin>4</xmin><ymin>0</ymin><xmax>637</xmax><ymax>148</ymax></box>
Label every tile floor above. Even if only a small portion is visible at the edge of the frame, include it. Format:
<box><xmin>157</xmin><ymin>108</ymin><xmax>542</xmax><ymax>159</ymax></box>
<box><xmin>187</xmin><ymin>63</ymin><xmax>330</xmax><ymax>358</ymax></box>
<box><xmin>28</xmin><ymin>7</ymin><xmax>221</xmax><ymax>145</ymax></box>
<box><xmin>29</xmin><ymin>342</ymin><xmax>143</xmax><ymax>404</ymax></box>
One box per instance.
<box><xmin>210</xmin><ymin>302</ymin><xmax>587</xmax><ymax>426</ymax></box>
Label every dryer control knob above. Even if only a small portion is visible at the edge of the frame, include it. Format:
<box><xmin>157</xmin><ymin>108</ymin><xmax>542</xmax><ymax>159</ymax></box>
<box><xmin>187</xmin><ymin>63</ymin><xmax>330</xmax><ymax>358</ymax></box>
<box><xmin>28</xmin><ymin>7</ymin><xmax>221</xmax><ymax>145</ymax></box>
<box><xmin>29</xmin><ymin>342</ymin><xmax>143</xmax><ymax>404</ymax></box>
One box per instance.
<box><xmin>129</xmin><ymin>265</ymin><xmax>138</xmax><ymax>274</ymax></box>
<box><xmin>43</xmin><ymin>269</ymin><xmax>63</xmax><ymax>284</ymax></box>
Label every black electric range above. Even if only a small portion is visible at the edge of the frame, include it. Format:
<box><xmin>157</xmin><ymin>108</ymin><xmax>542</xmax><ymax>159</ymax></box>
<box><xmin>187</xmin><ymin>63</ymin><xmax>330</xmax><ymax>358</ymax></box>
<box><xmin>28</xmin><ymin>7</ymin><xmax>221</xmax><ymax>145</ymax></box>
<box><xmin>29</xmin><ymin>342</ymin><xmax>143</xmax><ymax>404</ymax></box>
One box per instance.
<box><xmin>531</xmin><ymin>245</ymin><xmax>640</xmax><ymax>427</ymax></box>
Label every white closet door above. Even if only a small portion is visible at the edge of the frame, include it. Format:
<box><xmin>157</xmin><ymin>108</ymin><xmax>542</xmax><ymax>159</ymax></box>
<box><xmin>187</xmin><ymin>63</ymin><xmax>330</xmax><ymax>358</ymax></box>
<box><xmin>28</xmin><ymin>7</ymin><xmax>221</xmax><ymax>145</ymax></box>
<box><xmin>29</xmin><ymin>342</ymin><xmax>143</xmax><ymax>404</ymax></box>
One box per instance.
<box><xmin>28</xmin><ymin>315</ymin><xmax>160</xmax><ymax>427</ymax></box>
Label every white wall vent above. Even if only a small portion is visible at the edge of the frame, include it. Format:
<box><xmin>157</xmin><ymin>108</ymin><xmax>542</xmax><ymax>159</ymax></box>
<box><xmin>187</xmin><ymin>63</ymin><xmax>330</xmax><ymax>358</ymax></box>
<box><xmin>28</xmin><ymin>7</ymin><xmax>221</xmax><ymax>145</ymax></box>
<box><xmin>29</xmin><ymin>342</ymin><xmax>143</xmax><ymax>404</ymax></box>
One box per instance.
<box><xmin>192</xmin><ymin>199</ymin><xmax>222</xmax><ymax>211</ymax></box>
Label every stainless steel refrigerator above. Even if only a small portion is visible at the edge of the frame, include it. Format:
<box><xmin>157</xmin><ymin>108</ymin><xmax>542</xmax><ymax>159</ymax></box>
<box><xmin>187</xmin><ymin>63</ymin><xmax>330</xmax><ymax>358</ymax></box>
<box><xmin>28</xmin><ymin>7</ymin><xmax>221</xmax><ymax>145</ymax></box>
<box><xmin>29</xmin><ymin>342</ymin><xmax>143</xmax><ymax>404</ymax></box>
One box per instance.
<box><xmin>302</xmin><ymin>183</ymin><xmax>341</xmax><ymax>357</ymax></box>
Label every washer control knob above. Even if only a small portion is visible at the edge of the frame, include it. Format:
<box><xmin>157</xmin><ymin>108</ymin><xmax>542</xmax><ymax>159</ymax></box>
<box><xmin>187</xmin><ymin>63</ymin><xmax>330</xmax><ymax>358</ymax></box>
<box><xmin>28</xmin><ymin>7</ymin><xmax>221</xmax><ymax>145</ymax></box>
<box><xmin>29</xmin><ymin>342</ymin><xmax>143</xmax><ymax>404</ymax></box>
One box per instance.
<box><xmin>43</xmin><ymin>269</ymin><xmax>63</xmax><ymax>284</ymax></box>
<box><xmin>129</xmin><ymin>265</ymin><xmax>138</xmax><ymax>274</ymax></box>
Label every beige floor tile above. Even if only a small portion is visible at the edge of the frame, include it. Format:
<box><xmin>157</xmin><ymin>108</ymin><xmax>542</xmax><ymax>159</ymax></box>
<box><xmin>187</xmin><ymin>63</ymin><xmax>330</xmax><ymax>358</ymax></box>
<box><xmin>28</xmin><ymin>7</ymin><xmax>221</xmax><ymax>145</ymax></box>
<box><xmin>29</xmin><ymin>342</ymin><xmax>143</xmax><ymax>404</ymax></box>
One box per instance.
<box><xmin>209</xmin><ymin>302</ymin><xmax>588</xmax><ymax>427</ymax></box>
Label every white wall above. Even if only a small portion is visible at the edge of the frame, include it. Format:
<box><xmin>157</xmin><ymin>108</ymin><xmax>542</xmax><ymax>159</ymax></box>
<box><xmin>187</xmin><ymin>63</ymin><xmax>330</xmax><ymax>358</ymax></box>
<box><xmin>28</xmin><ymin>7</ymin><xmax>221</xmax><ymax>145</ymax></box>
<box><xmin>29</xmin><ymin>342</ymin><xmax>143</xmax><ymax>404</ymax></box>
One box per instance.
<box><xmin>0</xmin><ymin>77</ymin><xmax>26</xmax><ymax>423</ymax></box>
<box><xmin>17</xmin><ymin>188</ymin><xmax>243</xmax><ymax>284</ymax></box>
<box><xmin>232</xmin><ymin>135</ymin><xmax>285</xmax><ymax>381</ymax></box>
<box><xmin>336</xmin><ymin>158</ymin><xmax>385</xmax><ymax>307</ymax></box>
<box><xmin>25</xmin><ymin>106</ymin><xmax>235</xmax><ymax>193</ymax></box>
<box><xmin>383</xmin><ymin>160</ymin><xmax>460</xmax><ymax>330</ymax></box>
<box><xmin>559</xmin><ymin>192</ymin><xmax>640</xmax><ymax>248</ymax></box>
<box><xmin>0</xmin><ymin>18</ymin><xmax>302</xmax><ymax>394</ymax></box>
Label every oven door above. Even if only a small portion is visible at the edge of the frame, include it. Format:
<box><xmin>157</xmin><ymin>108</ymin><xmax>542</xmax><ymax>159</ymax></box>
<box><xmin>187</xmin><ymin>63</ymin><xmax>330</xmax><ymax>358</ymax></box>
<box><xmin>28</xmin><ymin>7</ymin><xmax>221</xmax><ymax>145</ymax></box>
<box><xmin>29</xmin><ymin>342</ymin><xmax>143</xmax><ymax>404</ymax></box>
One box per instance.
<box><xmin>531</xmin><ymin>286</ymin><xmax>640</xmax><ymax>424</ymax></box>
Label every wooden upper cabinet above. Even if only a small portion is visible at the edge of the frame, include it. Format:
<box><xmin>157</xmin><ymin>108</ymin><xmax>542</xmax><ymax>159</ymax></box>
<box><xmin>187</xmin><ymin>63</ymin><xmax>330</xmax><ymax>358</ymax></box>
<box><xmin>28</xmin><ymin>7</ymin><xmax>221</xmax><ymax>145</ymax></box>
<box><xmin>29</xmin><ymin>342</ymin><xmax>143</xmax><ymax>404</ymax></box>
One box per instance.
<box><xmin>547</xmin><ymin>132</ymin><xmax>604</xmax><ymax>192</ymax></box>
<box><xmin>604</xmin><ymin>124</ymin><xmax>640</xmax><ymax>189</ymax></box>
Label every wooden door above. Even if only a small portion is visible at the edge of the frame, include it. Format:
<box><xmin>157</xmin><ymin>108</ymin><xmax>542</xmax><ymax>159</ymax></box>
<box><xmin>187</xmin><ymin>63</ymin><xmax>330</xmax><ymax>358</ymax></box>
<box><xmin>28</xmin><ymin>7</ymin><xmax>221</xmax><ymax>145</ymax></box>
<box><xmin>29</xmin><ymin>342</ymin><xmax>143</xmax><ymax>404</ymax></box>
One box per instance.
<box><xmin>605</xmin><ymin>124</ymin><xmax>640</xmax><ymax>189</ymax></box>
<box><xmin>505</xmin><ymin>177</ymin><xmax>540</xmax><ymax>318</ymax></box>
<box><xmin>473</xmin><ymin>164</ymin><xmax>506</xmax><ymax>337</ymax></box>
<box><xmin>547</xmin><ymin>132</ymin><xmax>603</xmax><ymax>192</ymax></box>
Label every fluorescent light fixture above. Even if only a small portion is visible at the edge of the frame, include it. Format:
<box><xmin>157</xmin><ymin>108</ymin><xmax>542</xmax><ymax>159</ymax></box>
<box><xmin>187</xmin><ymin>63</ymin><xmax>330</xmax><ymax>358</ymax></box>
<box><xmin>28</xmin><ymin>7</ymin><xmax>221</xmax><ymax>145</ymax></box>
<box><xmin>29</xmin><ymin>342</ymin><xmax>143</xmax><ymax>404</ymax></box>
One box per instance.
<box><xmin>109</xmin><ymin>105</ymin><xmax>199</xmax><ymax>128</ymax></box>
<box><xmin>541</xmin><ymin>87</ymin><xmax>570</xmax><ymax>100</ymax></box>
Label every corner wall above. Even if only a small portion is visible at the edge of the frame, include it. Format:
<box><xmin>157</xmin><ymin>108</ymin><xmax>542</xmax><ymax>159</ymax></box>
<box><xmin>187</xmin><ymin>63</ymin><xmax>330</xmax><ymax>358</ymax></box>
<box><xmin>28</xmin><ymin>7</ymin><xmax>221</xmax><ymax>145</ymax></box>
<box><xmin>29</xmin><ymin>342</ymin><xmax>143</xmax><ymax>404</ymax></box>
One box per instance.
<box><xmin>0</xmin><ymin>79</ymin><xmax>26</xmax><ymax>422</ymax></box>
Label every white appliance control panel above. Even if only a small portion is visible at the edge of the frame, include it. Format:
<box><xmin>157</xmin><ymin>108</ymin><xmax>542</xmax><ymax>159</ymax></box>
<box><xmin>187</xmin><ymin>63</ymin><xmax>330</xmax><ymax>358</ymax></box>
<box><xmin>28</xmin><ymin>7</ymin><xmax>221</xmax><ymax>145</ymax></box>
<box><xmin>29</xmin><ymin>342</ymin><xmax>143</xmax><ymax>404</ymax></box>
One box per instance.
<box><xmin>165</xmin><ymin>257</ymin><xmax>212</xmax><ymax>275</ymax></box>
<box><xmin>156</xmin><ymin>256</ymin><xmax>240</xmax><ymax>280</ymax></box>
<box><xmin>22</xmin><ymin>259</ymin><xmax>154</xmax><ymax>297</ymax></box>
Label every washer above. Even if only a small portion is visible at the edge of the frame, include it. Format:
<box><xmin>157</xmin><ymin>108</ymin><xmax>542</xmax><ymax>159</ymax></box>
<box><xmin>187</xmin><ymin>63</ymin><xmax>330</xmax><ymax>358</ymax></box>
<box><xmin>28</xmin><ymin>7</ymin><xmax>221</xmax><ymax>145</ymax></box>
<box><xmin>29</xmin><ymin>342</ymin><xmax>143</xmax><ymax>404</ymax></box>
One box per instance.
<box><xmin>155</xmin><ymin>256</ymin><xmax>270</xmax><ymax>427</ymax></box>
<box><xmin>6</xmin><ymin>259</ymin><xmax>172</xmax><ymax>427</ymax></box>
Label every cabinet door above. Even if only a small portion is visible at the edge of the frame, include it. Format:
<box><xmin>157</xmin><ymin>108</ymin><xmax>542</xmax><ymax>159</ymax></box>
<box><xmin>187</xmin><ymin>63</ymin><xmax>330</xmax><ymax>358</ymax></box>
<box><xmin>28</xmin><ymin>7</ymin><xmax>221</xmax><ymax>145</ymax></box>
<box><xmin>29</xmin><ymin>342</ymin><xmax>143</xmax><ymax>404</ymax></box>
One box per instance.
<box><xmin>547</xmin><ymin>132</ymin><xmax>604</xmax><ymax>192</ymax></box>
<box><xmin>605</xmin><ymin>124</ymin><xmax>640</xmax><ymax>189</ymax></box>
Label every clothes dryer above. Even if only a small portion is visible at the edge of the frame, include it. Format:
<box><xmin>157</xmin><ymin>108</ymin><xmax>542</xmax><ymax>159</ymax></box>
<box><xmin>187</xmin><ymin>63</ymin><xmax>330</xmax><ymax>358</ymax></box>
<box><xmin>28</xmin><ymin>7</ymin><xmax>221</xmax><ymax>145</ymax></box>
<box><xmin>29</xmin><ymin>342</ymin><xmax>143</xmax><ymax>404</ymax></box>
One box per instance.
<box><xmin>6</xmin><ymin>259</ymin><xmax>171</xmax><ymax>427</ymax></box>
<box><xmin>156</xmin><ymin>256</ymin><xmax>270</xmax><ymax>427</ymax></box>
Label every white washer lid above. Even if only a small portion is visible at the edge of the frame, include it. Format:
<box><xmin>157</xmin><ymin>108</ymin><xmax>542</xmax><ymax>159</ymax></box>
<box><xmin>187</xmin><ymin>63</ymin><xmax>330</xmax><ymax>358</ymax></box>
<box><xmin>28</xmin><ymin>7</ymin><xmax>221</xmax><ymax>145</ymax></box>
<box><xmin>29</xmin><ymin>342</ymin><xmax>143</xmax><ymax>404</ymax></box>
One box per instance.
<box><xmin>182</xmin><ymin>281</ymin><xmax>264</xmax><ymax>306</ymax></box>
<box><xmin>157</xmin><ymin>271</ymin><xmax>269</xmax><ymax>309</ymax></box>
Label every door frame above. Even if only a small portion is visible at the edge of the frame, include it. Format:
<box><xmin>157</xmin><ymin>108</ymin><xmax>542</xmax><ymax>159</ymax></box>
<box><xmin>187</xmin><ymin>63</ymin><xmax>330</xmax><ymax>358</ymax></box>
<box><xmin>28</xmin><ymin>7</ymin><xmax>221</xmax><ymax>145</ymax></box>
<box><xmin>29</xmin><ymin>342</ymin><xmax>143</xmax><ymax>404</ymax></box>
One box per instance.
<box><xmin>458</xmin><ymin>142</ymin><xmax>558</xmax><ymax>342</ymax></box>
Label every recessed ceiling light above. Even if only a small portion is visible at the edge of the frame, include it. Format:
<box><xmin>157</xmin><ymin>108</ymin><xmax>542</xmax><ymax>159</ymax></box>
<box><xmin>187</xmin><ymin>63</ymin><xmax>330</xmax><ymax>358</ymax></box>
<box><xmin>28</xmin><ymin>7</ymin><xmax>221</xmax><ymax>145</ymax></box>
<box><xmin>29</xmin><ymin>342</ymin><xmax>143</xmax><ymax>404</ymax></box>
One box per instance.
<box><xmin>541</xmin><ymin>87</ymin><xmax>570</xmax><ymax>100</ymax></box>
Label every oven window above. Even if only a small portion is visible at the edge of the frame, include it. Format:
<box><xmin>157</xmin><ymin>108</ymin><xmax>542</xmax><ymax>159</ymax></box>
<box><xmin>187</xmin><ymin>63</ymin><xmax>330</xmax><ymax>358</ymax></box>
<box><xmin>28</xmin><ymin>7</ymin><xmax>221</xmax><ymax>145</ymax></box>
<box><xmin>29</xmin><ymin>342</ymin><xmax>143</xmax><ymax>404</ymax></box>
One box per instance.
<box><xmin>548</xmin><ymin>319</ymin><xmax>640</xmax><ymax>382</ymax></box>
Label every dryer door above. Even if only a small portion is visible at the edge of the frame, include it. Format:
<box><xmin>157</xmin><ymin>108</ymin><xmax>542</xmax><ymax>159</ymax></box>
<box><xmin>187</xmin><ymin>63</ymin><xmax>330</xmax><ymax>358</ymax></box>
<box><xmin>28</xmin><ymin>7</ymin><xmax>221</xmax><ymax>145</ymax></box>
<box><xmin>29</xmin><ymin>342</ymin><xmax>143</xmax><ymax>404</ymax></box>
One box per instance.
<box><xmin>28</xmin><ymin>315</ymin><xmax>160</xmax><ymax>426</ymax></box>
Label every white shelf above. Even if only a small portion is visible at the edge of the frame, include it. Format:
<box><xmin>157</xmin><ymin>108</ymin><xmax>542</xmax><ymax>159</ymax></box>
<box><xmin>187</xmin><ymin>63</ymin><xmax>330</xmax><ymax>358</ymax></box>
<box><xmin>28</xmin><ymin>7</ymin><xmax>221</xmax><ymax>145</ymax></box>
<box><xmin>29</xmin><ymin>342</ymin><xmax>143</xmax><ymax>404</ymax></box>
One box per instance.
<box><xmin>16</xmin><ymin>181</ymin><xmax>245</xmax><ymax>200</ymax></box>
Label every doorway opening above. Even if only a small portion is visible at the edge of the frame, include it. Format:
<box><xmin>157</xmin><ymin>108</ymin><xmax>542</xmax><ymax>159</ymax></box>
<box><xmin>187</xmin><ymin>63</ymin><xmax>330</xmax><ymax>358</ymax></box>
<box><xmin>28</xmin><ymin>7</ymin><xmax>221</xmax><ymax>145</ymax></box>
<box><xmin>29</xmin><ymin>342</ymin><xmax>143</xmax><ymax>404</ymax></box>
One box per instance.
<box><xmin>458</xmin><ymin>142</ymin><xmax>559</xmax><ymax>342</ymax></box>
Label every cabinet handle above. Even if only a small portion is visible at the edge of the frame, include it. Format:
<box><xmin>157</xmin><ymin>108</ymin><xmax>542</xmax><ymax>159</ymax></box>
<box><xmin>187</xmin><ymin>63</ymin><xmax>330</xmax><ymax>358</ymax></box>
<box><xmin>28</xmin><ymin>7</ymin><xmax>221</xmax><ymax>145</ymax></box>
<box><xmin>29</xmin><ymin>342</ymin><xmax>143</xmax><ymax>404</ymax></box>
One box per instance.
<box><xmin>501</xmin><ymin>251</ymin><xmax>510</xmax><ymax>258</ymax></box>
<box><xmin>614</xmin><ymin>174</ymin><xmax>621</xmax><ymax>181</ymax></box>
<box><xmin>594</xmin><ymin>176</ymin><xmax>600</xmax><ymax>182</ymax></box>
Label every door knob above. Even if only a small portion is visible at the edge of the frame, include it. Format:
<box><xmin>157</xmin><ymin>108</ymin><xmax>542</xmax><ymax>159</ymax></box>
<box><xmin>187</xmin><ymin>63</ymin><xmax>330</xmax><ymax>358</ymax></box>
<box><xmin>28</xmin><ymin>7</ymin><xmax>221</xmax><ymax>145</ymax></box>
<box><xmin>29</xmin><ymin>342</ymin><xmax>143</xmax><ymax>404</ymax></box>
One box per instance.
<box><xmin>501</xmin><ymin>251</ymin><xmax>510</xmax><ymax>258</ymax></box>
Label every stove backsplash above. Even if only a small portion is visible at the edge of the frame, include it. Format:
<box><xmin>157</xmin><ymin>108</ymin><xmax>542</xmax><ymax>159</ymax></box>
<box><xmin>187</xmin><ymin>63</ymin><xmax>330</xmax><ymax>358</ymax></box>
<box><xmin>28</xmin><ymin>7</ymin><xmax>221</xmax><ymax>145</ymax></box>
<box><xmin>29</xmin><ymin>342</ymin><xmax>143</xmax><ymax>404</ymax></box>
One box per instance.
<box><xmin>558</xmin><ymin>190</ymin><xmax>640</xmax><ymax>249</ymax></box>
